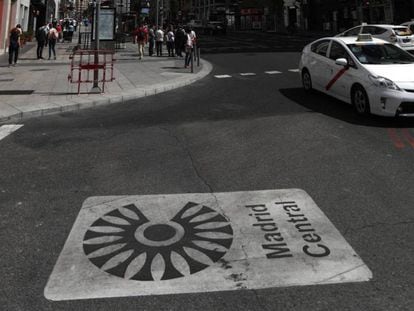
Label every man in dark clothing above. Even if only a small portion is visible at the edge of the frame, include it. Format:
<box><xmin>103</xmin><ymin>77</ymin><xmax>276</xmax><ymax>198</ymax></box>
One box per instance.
<box><xmin>175</xmin><ymin>25</ymin><xmax>186</xmax><ymax>57</ymax></box>
<box><xmin>8</xmin><ymin>24</ymin><xmax>22</xmax><ymax>66</ymax></box>
<box><xmin>36</xmin><ymin>23</ymin><xmax>48</xmax><ymax>59</ymax></box>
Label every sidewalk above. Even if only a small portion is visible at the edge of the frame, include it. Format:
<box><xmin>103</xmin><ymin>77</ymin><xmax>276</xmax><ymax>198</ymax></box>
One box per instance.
<box><xmin>0</xmin><ymin>35</ymin><xmax>212</xmax><ymax>124</ymax></box>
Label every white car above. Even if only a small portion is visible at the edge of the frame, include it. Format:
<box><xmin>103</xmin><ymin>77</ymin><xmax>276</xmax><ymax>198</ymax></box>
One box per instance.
<box><xmin>401</xmin><ymin>21</ymin><xmax>414</xmax><ymax>33</ymax></box>
<box><xmin>336</xmin><ymin>24</ymin><xmax>414</xmax><ymax>53</ymax></box>
<box><xmin>299</xmin><ymin>34</ymin><xmax>414</xmax><ymax>117</ymax></box>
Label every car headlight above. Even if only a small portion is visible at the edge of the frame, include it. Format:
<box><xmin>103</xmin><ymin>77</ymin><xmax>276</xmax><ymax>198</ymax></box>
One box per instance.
<box><xmin>369</xmin><ymin>75</ymin><xmax>401</xmax><ymax>91</ymax></box>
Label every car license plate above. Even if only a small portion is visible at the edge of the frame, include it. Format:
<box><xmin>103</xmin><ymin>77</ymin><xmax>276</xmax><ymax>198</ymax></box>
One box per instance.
<box><xmin>403</xmin><ymin>38</ymin><xmax>411</xmax><ymax>43</ymax></box>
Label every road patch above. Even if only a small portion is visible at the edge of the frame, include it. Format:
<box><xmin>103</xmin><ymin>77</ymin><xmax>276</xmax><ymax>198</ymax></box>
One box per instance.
<box><xmin>44</xmin><ymin>189</ymin><xmax>372</xmax><ymax>301</ymax></box>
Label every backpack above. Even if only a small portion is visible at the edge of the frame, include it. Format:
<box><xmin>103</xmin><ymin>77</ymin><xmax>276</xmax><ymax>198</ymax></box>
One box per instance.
<box><xmin>36</xmin><ymin>27</ymin><xmax>47</xmax><ymax>41</ymax></box>
<box><xmin>10</xmin><ymin>28</ymin><xmax>19</xmax><ymax>43</ymax></box>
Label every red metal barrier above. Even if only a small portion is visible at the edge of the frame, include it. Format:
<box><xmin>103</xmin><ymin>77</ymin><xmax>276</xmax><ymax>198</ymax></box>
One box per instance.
<box><xmin>68</xmin><ymin>49</ymin><xmax>115</xmax><ymax>94</ymax></box>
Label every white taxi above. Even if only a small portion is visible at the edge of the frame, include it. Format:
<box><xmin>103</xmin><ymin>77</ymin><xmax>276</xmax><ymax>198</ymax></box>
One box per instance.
<box><xmin>299</xmin><ymin>34</ymin><xmax>414</xmax><ymax>117</ymax></box>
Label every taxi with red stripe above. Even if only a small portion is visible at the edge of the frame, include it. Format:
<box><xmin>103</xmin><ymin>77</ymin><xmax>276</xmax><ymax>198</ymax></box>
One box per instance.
<box><xmin>299</xmin><ymin>34</ymin><xmax>414</xmax><ymax>117</ymax></box>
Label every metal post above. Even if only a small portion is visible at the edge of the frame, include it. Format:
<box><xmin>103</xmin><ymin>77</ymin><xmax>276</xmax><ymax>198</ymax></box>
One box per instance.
<box><xmin>197</xmin><ymin>47</ymin><xmax>200</xmax><ymax>67</ymax></box>
<box><xmin>156</xmin><ymin>0</ymin><xmax>159</xmax><ymax>28</ymax></box>
<box><xmin>91</xmin><ymin>0</ymin><xmax>101</xmax><ymax>93</ymax></box>
<box><xmin>190</xmin><ymin>48</ymin><xmax>194</xmax><ymax>73</ymax></box>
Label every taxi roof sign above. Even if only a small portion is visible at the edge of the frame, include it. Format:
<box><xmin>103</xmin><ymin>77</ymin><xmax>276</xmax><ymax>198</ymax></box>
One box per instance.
<box><xmin>357</xmin><ymin>33</ymin><xmax>373</xmax><ymax>41</ymax></box>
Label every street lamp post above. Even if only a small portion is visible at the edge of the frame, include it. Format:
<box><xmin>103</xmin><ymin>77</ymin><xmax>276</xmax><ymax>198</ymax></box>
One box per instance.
<box><xmin>91</xmin><ymin>0</ymin><xmax>101</xmax><ymax>92</ymax></box>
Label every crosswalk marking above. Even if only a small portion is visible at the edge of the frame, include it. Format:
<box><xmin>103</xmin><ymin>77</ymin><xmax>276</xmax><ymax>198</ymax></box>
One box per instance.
<box><xmin>0</xmin><ymin>124</ymin><xmax>24</xmax><ymax>141</ymax></box>
<box><xmin>214</xmin><ymin>70</ymin><xmax>299</xmax><ymax>79</ymax></box>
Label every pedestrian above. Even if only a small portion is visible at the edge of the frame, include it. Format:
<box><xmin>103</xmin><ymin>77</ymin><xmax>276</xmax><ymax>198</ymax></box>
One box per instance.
<box><xmin>175</xmin><ymin>25</ymin><xmax>185</xmax><ymax>57</ymax></box>
<box><xmin>36</xmin><ymin>23</ymin><xmax>48</xmax><ymax>59</ymax></box>
<box><xmin>184</xmin><ymin>26</ymin><xmax>193</xmax><ymax>68</ymax></box>
<box><xmin>166</xmin><ymin>26</ymin><xmax>175</xmax><ymax>57</ymax></box>
<box><xmin>48</xmin><ymin>23</ymin><xmax>58</xmax><ymax>60</ymax></box>
<box><xmin>56</xmin><ymin>23</ymin><xmax>63</xmax><ymax>42</ymax></box>
<box><xmin>135</xmin><ymin>23</ymin><xmax>148</xmax><ymax>60</ymax></box>
<box><xmin>148</xmin><ymin>25</ymin><xmax>155</xmax><ymax>56</ymax></box>
<box><xmin>8</xmin><ymin>24</ymin><xmax>22</xmax><ymax>67</ymax></box>
<box><xmin>155</xmin><ymin>26</ymin><xmax>164</xmax><ymax>57</ymax></box>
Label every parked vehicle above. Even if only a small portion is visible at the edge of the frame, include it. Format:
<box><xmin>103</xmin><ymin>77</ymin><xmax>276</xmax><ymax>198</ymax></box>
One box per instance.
<box><xmin>204</xmin><ymin>21</ymin><xmax>226</xmax><ymax>35</ymax></box>
<box><xmin>299</xmin><ymin>34</ymin><xmax>414</xmax><ymax>117</ymax></box>
<box><xmin>336</xmin><ymin>24</ymin><xmax>414</xmax><ymax>53</ymax></box>
<box><xmin>401</xmin><ymin>20</ymin><xmax>414</xmax><ymax>33</ymax></box>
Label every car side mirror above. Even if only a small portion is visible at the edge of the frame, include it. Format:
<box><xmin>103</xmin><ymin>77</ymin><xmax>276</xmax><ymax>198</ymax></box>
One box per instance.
<box><xmin>335</xmin><ymin>58</ymin><xmax>348</xmax><ymax>67</ymax></box>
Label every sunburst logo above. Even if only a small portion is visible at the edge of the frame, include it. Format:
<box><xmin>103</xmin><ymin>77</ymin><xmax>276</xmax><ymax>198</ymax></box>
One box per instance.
<box><xmin>83</xmin><ymin>202</ymin><xmax>233</xmax><ymax>281</ymax></box>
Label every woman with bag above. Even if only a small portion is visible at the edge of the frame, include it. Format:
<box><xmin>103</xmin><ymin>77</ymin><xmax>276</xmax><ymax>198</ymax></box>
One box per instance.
<box><xmin>48</xmin><ymin>24</ymin><xmax>58</xmax><ymax>60</ymax></box>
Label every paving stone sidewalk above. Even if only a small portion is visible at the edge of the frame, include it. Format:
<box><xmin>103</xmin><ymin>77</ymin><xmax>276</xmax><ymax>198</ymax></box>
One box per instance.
<box><xmin>0</xmin><ymin>36</ymin><xmax>212</xmax><ymax>124</ymax></box>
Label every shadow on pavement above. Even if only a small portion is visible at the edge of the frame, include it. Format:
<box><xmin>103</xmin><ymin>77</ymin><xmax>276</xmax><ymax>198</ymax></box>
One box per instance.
<box><xmin>280</xmin><ymin>87</ymin><xmax>414</xmax><ymax>128</ymax></box>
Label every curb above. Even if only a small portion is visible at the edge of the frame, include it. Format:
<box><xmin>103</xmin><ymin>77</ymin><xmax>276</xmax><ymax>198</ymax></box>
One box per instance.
<box><xmin>0</xmin><ymin>59</ymin><xmax>213</xmax><ymax>124</ymax></box>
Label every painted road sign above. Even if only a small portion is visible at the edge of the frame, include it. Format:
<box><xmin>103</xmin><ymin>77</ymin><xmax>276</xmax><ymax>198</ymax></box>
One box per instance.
<box><xmin>44</xmin><ymin>189</ymin><xmax>372</xmax><ymax>301</ymax></box>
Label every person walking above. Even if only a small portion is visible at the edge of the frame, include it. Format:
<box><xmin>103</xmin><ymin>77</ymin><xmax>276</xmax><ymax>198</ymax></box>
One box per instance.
<box><xmin>8</xmin><ymin>24</ymin><xmax>22</xmax><ymax>67</ymax></box>
<box><xmin>36</xmin><ymin>23</ymin><xmax>48</xmax><ymax>59</ymax></box>
<box><xmin>148</xmin><ymin>25</ymin><xmax>155</xmax><ymax>56</ymax></box>
<box><xmin>184</xmin><ymin>27</ymin><xmax>194</xmax><ymax>68</ymax></box>
<box><xmin>48</xmin><ymin>24</ymin><xmax>58</xmax><ymax>60</ymax></box>
<box><xmin>135</xmin><ymin>23</ymin><xmax>148</xmax><ymax>60</ymax></box>
<box><xmin>166</xmin><ymin>26</ymin><xmax>175</xmax><ymax>57</ymax></box>
<box><xmin>155</xmin><ymin>26</ymin><xmax>164</xmax><ymax>57</ymax></box>
<box><xmin>175</xmin><ymin>25</ymin><xmax>185</xmax><ymax>57</ymax></box>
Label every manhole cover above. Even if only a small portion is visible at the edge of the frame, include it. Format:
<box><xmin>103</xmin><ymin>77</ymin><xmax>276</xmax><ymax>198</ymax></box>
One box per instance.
<box><xmin>0</xmin><ymin>90</ymin><xmax>34</xmax><ymax>95</ymax></box>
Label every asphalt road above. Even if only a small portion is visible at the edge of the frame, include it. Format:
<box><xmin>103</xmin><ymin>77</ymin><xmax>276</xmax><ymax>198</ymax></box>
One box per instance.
<box><xmin>0</xmin><ymin>52</ymin><xmax>413</xmax><ymax>310</ymax></box>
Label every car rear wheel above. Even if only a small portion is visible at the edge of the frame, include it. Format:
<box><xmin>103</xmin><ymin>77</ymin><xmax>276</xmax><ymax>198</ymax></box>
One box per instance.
<box><xmin>352</xmin><ymin>85</ymin><xmax>370</xmax><ymax>115</ymax></box>
<box><xmin>302</xmin><ymin>69</ymin><xmax>312</xmax><ymax>91</ymax></box>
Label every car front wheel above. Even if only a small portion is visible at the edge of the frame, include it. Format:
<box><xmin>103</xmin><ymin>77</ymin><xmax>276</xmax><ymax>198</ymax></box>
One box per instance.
<box><xmin>302</xmin><ymin>69</ymin><xmax>312</xmax><ymax>91</ymax></box>
<box><xmin>352</xmin><ymin>85</ymin><xmax>370</xmax><ymax>115</ymax></box>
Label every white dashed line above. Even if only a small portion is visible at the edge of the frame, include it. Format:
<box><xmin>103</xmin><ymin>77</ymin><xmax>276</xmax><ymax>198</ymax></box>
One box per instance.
<box><xmin>240</xmin><ymin>73</ymin><xmax>256</xmax><ymax>76</ymax></box>
<box><xmin>0</xmin><ymin>124</ymin><xmax>24</xmax><ymax>141</ymax></box>
<box><xmin>288</xmin><ymin>69</ymin><xmax>300</xmax><ymax>73</ymax></box>
<box><xmin>214</xmin><ymin>75</ymin><xmax>232</xmax><ymax>79</ymax></box>
<box><xmin>265</xmin><ymin>71</ymin><xmax>282</xmax><ymax>75</ymax></box>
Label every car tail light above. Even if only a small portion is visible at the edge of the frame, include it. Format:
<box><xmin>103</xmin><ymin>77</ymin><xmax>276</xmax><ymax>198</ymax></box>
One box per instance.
<box><xmin>389</xmin><ymin>34</ymin><xmax>397</xmax><ymax>42</ymax></box>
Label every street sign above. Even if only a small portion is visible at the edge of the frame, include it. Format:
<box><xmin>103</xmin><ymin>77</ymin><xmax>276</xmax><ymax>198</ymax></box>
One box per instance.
<box><xmin>44</xmin><ymin>189</ymin><xmax>372</xmax><ymax>301</ymax></box>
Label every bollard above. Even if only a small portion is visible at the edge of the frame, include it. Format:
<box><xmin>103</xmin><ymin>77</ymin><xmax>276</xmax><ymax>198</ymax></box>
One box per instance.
<box><xmin>197</xmin><ymin>47</ymin><xmax>200</xmax><ymax>67</ymax></box>
<box><xmin>191</xmin><ymin>49</ymin><xmax>194</xmax><ymax>73</ymax></box>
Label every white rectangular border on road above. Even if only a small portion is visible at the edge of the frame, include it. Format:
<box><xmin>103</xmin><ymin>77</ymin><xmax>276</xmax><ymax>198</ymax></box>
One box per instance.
<box><xmin>45</xmin><ymin>189</ymin><xmax>372</xmax><ymax>301</ymax></box>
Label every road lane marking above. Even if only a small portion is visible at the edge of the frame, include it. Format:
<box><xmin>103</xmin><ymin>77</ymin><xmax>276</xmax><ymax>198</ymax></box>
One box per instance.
<box><xmin>401</xmin><ymin>129</ymin><xmax>414</xmax><ymax>148</ymax></box>
<box><xmin>265</xmin><ymin>71</ymin><xmax>282</xmax><ymax>74</ymax></box>
<box><xmin>45</xmin><ymin>189</ymin><xmax>372</xmax><ymax>301</ymax></box>
<box><xmin>288</xmin><ymin>69</ymin><xmax>300</xmax><ymax>73</ymax></box>
<box><xmin>214</xmin><ymin>75</ymin><xmax>232</xmax><ymax>78</ymax></box>
<box><xmin>239</xmin><ymin>73</ymin><xmax>256</xmax><ymax>76</ymax></box>
<box><xmin>388</xmin><ymin>128</ymin><xmax>405</xmax><ymax>149</ymax></box>
<box><xmin>0</xmin><ymin>124</ymin><xmax>24</xmax><ymax>141</ymax></box>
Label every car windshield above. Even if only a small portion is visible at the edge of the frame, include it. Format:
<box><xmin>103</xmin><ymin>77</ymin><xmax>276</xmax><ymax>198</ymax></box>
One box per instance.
<box><xmin>392</xmin><ymin>27</ymin><xmax>412</xmax><ymax>36</ymax></box>
<box><xmin>347</xmin><ymin>43</ymin><xmax>414</xmax><ymax>64</ymax></box>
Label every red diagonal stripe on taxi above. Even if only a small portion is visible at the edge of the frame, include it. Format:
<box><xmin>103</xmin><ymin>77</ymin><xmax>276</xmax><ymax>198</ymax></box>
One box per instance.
<box><xmin>325</xmin><ymin>67</ymin><xmax>349</xmax><ymax>91</ymax></box>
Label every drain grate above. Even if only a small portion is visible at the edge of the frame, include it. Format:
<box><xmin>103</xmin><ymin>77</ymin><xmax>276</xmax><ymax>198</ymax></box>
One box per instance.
<box><xmin>0</xmin><ymin>90</ymin><xmax>34</xmax><ymax>95</ymax></box>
